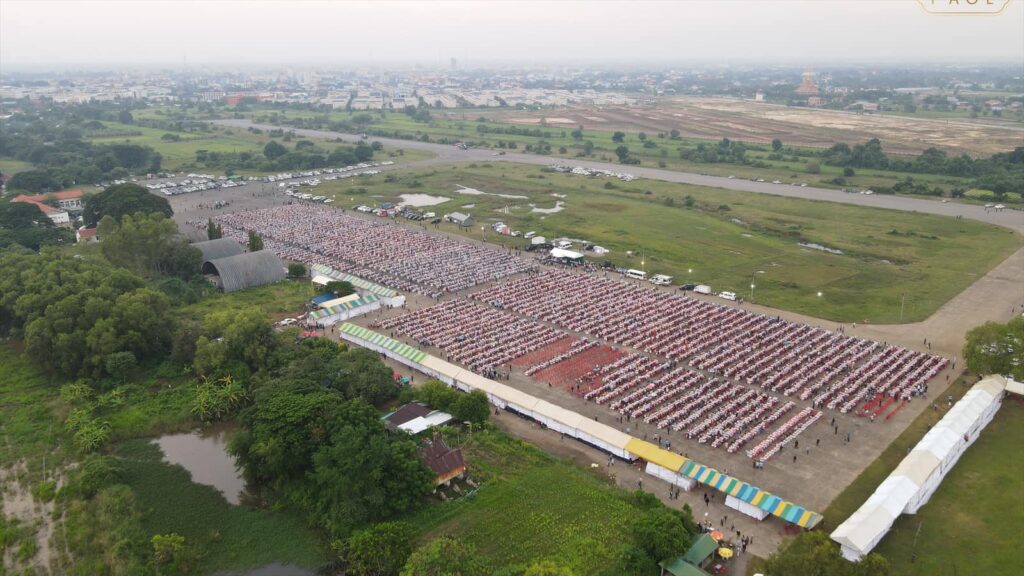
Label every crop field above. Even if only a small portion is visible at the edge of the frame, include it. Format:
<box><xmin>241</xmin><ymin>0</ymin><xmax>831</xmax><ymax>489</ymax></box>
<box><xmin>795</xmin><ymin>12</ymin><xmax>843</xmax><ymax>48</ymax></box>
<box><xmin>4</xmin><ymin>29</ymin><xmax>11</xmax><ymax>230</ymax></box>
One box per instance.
<box><xmin>474</xmin><ymin>97</ymin><xmax>1024</xmax><ymax>157</ymax></box>
<box><xmin>404</xmin><ymin>429</ymin><xmax>642</xmax><ymax>575</ymax></box>
<box><xmin>320</xmin><ymin>162</ymin><xmax>1020</xmax><ymax>323</ymax></box>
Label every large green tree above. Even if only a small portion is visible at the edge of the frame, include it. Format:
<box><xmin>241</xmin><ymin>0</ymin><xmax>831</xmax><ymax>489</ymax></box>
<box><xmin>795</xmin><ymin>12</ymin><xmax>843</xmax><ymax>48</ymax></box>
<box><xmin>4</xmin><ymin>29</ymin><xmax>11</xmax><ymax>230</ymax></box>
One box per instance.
<box><xmin>963</xmin><ymin>317</ymin><xmax>1024</xmax><ymax>380</ymax></box>
<box><xmin>101</xmin><ymin>212</ymin><xmax>200</xmax><ymax>279</ymax></box>
<box><xmin>0</xmin><ymin>199</ymin><xmax>74</xmax><ymax>250</ymax></box>
<box><xmin>343</xmin><ymin>521</ymin><xmax>415</xmax><ymax>576</ymax></box>
<box><xmin>763</xmin><ymin>531</ymin><xmax>890</xmax><ymax>576</ymax></box>
<box><xmin>81</xmin><ymin>183</ymin><xmax>172</xmax><ymax>226</ymax></box>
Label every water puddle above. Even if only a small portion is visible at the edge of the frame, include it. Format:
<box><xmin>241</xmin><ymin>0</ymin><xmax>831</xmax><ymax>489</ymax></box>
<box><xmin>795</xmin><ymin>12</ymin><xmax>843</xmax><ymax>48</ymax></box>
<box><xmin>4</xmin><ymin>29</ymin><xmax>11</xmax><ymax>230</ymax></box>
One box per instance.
<box><xmin>154</xmin><ymin>424</ymin><xmax>250</xmax><ymax>505</ymax></box>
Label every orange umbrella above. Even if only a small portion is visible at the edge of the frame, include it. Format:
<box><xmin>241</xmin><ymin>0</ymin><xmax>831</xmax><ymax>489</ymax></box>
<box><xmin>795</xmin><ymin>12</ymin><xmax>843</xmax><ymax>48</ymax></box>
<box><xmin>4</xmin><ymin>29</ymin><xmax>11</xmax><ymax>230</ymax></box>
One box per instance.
<box><xmin>710</xmin><ymin>530</ymin><xmax>724</xmax><ymax>541</ymax></box>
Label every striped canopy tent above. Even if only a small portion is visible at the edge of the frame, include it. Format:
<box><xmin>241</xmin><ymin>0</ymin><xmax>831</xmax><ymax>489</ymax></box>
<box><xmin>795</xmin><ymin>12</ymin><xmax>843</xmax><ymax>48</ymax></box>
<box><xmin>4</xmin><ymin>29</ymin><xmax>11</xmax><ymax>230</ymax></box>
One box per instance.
<box><xmin>310</xmin><ymin>263</ymin><xmax>398</xmax><ymax>298</ymax></box>
<box><xmin>307</xmin><ymin>294</ymin><xmax>380</xmax><ymax>321</ymax></box>
<box><xmin>679</xmin><ymin>460</ymin><xmax>823</xmax><ymax>528</ymax></box>
<box><xmin>338</xmin><ymin>322</ymin><xmax>428</xmax><ymax>364</ymax></box>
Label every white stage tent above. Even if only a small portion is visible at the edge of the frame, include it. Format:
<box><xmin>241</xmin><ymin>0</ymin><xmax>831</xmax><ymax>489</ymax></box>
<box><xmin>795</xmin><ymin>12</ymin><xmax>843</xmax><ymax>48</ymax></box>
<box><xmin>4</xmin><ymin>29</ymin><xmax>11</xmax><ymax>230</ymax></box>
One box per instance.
<box><xmin>832</xmin><ymin>375</ymin><xmax>1010</xmax><ymax>562</ymax></box>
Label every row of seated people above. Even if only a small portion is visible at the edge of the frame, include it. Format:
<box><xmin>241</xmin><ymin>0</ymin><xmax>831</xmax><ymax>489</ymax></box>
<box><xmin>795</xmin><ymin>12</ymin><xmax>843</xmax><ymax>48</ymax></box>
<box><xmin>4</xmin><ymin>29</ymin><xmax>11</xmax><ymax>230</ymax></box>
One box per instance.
<box><xmin>373</xmin><ymin>299</ymin><xmax>564</xmax><ymax>376</ymax></box>
<box><xmin>472</xmin><ymin>269</ymin><xmax>948</xmax><ymax>413</ymax></box>
<box><xmin>198</xmin><ymin>204</ymin><xmax>535</xmax><ymax>296</ymax></box>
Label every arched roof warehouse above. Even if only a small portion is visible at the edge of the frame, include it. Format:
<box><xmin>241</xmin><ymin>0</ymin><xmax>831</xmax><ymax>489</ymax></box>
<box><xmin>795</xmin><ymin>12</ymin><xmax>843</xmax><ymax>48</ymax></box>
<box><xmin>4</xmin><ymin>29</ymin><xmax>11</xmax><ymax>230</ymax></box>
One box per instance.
<box><xmin>201</xmin><ymin>250</ymin><xmax>286</xmax><ymax>292</ymax></box>
<box><xmin>192</xmin><ymin>238</ymin><xmax>246</xmax><ymax>263</ymax></box>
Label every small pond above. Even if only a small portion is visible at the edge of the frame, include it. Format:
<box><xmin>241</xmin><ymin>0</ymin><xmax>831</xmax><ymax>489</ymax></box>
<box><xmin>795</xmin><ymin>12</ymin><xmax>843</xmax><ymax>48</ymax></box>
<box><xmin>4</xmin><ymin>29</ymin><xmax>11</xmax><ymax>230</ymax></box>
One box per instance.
<box><xmin>154</xmin><ymin>424</ymin><xmax>250</xmax><ymax>505</ymax></box>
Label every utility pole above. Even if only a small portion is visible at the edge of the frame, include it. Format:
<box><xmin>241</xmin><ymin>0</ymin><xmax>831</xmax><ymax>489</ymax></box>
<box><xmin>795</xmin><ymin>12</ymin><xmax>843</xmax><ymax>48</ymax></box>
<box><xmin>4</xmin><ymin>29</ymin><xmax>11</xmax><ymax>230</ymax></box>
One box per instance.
<box><xmin>900</xmin><ymin>292</ymin><xmax>906</xmax><ymax>322</ymax></box>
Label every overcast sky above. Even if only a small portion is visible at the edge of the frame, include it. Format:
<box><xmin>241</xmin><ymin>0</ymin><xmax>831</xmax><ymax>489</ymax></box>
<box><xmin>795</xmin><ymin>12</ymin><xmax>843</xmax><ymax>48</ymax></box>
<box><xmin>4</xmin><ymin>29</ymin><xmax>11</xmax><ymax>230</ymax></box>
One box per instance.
<box><xmin>2</xmin><ymin>0</ymin><xmax>1022</xmax><ymax>69</ymax></box>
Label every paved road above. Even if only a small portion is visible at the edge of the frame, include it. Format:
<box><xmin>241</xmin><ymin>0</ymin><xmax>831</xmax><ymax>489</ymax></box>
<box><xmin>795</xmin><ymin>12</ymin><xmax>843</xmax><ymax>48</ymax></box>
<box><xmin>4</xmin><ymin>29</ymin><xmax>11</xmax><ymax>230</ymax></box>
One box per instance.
<box><xmin>215</xmin><ymin>119</ymin><xmax>1023</xmax><ymax>233</ymax></box>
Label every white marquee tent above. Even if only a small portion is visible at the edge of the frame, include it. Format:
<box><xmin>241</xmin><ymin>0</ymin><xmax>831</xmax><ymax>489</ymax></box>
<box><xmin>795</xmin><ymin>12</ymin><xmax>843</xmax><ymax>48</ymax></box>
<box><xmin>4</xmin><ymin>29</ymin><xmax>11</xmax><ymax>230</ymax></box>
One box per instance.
<box><xmin>832</xmin><ymin>375</ymin><xmax>1010</xmax><ymax>562</ymax></box>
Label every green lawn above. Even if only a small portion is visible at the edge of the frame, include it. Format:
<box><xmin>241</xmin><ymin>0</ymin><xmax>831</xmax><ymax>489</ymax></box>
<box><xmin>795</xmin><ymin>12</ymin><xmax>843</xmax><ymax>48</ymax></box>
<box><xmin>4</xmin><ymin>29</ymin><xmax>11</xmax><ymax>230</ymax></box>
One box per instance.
<box><xmin>115</xmin><ymin>439</ymin><xmax>325</xmax><ymax>574</ymax></box>
<box><xmin>0</xmin><ymin>158</ymin><xmax>35</xmax><ymax>177</ymax></box>
<box><xmin>178</xmin><ymin>279</ymin><xmax>317</xmax><ymax>321</ymax></box>
<box><xmin>0</xmin><ymin>345</ymin><xmax>65</xmax><ymax>472</ymax></box>
<box><xmin>322</xmin><ymin>162</ymin><xmax>1021</xmax><ymax>323</ymax></box>
<box><xmin>403</xmin><ymin>429</ymin><xmax>642</xmax><ymax>575</ymax></box>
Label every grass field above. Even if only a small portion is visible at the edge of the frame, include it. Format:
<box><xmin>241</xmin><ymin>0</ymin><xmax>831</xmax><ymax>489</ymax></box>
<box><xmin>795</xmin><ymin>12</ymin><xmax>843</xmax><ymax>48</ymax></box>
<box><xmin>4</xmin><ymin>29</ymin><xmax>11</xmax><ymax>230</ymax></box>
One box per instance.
<box><xmin>320</xmin><ymin>162</ymin><xmax>1020</xmax><ymax>323</ymax></box>
<box><xmin>0</xmin><ymin>345</ymin><xmax>64</xmax><ymax>472</ymax></box>
<box><xmin>0</xmin><ymin>158</ymin><xmax>35</xmax><ymax>177</ymax></box>
<box><xmin>115</xmin><ymin>438</ymin><xmax>325</xmax><ymax>574</ymax></box>
<box><xmin>82</xmin><ymin>119</ymin><xmax>434</xmax><ymax>173</ymax></box>
<box><xmin>178</xmin><ymin>279</ymin><xmax>318</xmax><ymax>322</ymax></box>
<box><xmin>404</xmin><ymin>429</ymin><xmax>642</xmax><ymax>574</ymax></box>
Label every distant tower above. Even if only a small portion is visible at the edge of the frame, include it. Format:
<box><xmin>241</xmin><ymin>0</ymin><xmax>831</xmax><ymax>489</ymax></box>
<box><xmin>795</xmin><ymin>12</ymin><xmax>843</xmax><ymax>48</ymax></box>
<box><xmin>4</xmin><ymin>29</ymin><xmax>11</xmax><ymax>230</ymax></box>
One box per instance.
<box><xmin>450</xmin><ymin>57</ymin><xmax>457</xmax><ymax>71</ymax></box>
<box><xmin>796</xmin><ymin>68</ymin><xmax>818</xmax><ymax>96</ymax></box>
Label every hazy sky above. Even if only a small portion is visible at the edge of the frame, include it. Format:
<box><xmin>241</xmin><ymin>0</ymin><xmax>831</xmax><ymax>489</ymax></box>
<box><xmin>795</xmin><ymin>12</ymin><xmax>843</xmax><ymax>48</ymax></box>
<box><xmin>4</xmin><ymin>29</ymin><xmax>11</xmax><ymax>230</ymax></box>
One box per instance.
<box><xmin>2</xmin><ymin>0</ymin><xmax>1022</xmax><ymax>68</ymax></box>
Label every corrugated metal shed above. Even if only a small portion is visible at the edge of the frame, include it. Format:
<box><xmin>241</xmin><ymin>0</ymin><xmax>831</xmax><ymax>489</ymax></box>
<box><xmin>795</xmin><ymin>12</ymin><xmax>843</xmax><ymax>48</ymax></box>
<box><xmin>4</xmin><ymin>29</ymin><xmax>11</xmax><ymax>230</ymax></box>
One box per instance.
<box><xmin>202</xmin><ymin>250</ymin><xmax>286</xmax><ymax>292</ymax></box>
<box><xmin>193</xmin><ymin>238</ymin><xmax>245</xmax><ymax>263</ymax></box>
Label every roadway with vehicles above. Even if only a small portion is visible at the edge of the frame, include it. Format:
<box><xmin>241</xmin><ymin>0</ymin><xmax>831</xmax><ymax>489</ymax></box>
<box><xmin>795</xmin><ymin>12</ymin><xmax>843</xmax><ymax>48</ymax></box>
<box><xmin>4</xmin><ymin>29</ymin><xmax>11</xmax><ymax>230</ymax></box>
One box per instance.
<box><xmin>213</xmin><ymin>119</ymin><xmax>1023</xmax><ymax>233</ymax></box>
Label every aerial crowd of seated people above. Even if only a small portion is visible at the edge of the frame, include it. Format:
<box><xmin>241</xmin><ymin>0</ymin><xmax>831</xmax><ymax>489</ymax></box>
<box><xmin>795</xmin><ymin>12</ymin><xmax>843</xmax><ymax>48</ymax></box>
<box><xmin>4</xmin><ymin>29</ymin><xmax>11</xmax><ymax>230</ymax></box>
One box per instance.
<box><xmin>190</xmin><ymin>207</ymin><xmax>949</xmax><ymax>462</ymax></box>
<box><xmin>471</xmin><ymin>269</ymin><xmax>947</xmax><ymax>410</ymax></box>
<box><xmin>192</xmin><ymin>204</ymin><xmax>535</xmax><ymax>298</ymax></box>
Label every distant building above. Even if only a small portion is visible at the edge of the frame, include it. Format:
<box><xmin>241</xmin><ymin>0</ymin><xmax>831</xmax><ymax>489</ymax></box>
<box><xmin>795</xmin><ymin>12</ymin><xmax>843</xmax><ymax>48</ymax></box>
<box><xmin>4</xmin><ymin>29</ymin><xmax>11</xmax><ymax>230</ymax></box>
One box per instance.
<box><xmin>12</xmin><ymin>189</ymin><xmax>84</xmax><ymax>227</ymax></box>
<box><xmin>795</xmin><ymin>69</ymin><xmax>819</xmax><ymax>96</ymax></box>
<box><xmin>445</xmin><ymin>212</ymin><xmax>474</xmax><ymax>228</ymax></box>
<box><xmin>754</xmin><ymin>91</ymin><xmax>765</xmax><ymax>102</ymax></box>
<box><xmin>807</xmin><ymin>96</ymin><xmax>825</xmax><ymax>107</ymax></box>
<box><xmin>418</xmin><ymin>435</ymin><xmax>466</xmax><ymax>487</ymax></box>
<box><xmin>384</xmin><ymin>402</ymin><xmax>455</xmax><ymax>435</ymax></box>
<box><xmin>76</xmin><ymin>226</ymin><xmax>98</xmax><ymax>243</ymax></box>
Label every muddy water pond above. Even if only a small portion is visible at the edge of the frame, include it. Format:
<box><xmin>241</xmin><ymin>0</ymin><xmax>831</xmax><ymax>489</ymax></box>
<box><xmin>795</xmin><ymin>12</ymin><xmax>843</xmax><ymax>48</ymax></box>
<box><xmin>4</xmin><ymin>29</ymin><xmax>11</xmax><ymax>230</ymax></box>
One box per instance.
<box><xmin>154</xmin><ymin>424</ymin><xmax>251</xmax><ymax>505</ymax></box>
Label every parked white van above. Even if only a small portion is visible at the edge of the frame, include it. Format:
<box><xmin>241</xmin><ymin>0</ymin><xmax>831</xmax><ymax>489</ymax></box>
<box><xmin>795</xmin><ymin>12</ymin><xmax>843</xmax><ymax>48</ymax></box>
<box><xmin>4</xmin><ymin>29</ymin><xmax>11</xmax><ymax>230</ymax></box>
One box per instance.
<box><xmin>649</xmin><ymin>274</ymin><xmax>673</xmax><ymax>286</ymax></box>
<box><xmin>693</xmin><ymin>285</ymin><xmax>712</xmax><ymax>295</ymax></box>
<box><xmin>719</xmin><ymin>291</ymin><xmax>737</xmax><ymax>301</ymax></box>
<box><xmin>625</xmin><ymin>269</ymin><xmax>647</xmax><ymax>280</ymax></box>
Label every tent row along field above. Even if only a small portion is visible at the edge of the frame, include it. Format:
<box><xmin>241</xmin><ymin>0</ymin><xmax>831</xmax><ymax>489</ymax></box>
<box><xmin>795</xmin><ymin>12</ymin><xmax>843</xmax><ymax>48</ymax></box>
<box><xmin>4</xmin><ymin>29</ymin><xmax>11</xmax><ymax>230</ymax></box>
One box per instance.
<box><xmin>316</xmin><ymin>162</ymin><xmax>1020</xmax><ymax>323</ymax></box>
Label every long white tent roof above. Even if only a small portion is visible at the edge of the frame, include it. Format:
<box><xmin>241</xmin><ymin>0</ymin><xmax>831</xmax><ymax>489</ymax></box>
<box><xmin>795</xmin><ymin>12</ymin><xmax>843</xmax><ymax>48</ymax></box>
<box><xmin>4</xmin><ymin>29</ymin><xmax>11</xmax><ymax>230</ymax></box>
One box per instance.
<box><xmin>831</xmin><ymin>374</ymin><xmax>1009</xmax><ymax>560</ymax></box>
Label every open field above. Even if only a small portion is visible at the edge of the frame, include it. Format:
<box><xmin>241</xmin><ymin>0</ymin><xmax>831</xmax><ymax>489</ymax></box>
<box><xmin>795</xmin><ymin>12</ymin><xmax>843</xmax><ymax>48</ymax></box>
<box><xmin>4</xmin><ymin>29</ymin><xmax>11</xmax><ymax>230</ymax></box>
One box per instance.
<box><xmin>404</xmin><ymin>429</ymin><xmax>644</xmax><ymax>575</ymax></box>
<box><xmin>0</xmin><ymin>159</ymin><xmax>34</xmax><ymax>178</ymax></box>
<box><xmin>82</xmin><ymin>120</ymin><xmax>433</xmax><ymax>173</ymax></box>
<box><xmin>474</xmin><ymin>97</ymin><xmax>1024</xmax><ymax>157</ymax></box>
<box><xmin>317</xmin><ymin>162</ymin><xmax>1021</xmax><ymax>323</ymax></box>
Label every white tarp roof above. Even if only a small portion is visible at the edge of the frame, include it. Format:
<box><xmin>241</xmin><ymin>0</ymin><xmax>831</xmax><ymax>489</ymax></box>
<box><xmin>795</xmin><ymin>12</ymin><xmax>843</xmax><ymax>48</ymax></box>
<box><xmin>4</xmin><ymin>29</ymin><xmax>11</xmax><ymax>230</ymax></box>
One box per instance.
<box><xmin>863</xmin><ymin>476</ymin><xmax>917</xmax><ymax>518</ymax></box>
<box><xmin>831</xmin><ymin>504</ymin><xmax>896</xmax><ymax>555</ymax></box>
<box><xmin>915</xmin><ymin>426</ymin><xmax>962</xmax><ymax>463</ymax></box>
<box><xmin>833</xmin><ymin>375</ymin><xmax>1009</xmax><ymax>559</ymax></box>
<box><xmin>399</xmin><ymin>410</ymin><xmax>454</xmax><ymax>434</ymax></box>
<box><xmin>319</xmin><ymin>293</ymin><xmax>361</xmax><ymax>309</ymax></box>
<box><xmin>312</xmin><ymin>274</ymin><xmax>333</xmax><ymax>286</ymax></box>
<box><xmin>1003</xmin><ymin>378</ymin><xmax>1022</xmax><ymax>396</ymax></box>
<box><xmin>549</xmin><ymin>248</ymin><xmax>584</xmax><ymax>260</ymax></box>
<box><xmin>891</xmin><ymin>450</ymin><xmax>940</xmax><ymax>487</ymax></box>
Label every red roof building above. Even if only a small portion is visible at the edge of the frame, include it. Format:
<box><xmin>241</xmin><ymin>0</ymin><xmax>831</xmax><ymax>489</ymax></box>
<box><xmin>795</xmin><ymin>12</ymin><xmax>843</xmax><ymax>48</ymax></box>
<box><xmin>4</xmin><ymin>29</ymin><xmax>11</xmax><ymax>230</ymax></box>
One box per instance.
<box><xmin>11</xmin><ymin>190</ymin><xmax>84</xmax><ymax>227</ymax></box>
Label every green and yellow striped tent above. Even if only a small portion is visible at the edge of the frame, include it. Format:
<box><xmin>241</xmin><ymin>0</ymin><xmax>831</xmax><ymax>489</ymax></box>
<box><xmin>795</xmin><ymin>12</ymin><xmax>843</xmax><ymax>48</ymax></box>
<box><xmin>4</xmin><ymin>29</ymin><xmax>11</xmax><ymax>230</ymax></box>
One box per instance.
<box><xmin>338</xmin><ymin>322</ymin><xmax>428</xmax><ymax>365</ymax></box>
